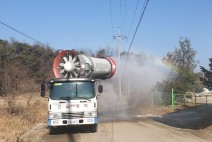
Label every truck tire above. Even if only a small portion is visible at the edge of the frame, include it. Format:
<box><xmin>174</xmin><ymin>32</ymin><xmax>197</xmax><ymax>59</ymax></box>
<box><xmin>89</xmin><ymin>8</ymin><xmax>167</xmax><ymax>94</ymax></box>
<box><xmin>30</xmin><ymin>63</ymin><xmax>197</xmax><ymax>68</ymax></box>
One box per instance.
<box><xmin>90</xmin><ymin>124</ymin><xmax>98</xmax><ymax>132</ymax></box>
<box><xmin>49</xmin><ymin>126</ymin><xmax>57</xmax><ymax>135</ymax></box>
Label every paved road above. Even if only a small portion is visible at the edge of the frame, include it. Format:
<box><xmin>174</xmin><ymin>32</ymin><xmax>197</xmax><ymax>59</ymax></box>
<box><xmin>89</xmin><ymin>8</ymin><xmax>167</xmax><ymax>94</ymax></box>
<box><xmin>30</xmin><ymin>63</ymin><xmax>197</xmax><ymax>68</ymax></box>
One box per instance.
<box><xmin>39</xmin><ymin>114</ymin><xmax>210</xmax><ymax>142</ymax></box>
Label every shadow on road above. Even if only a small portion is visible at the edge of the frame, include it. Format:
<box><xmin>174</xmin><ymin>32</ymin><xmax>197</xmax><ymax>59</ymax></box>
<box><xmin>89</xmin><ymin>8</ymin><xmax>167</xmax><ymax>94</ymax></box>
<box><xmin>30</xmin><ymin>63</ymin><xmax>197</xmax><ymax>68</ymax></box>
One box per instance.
<box><xmin>49</xmin><ymin>126</ymin><xmax>95</xmax><ymax>135</ymax></box>
<box><xmin>152</xmin><ymin>104</ymin><xmax>212</xmax><ymax>130</ymax></box>
<box><xmin>44</xmin><ymin>126</ymin><xmax>95</xmax><ymax>142</ymax></box>
<box><xmin>99</xmin><ymin>99</ymin><xmax>212</xmax><ymax>130</ymax></box>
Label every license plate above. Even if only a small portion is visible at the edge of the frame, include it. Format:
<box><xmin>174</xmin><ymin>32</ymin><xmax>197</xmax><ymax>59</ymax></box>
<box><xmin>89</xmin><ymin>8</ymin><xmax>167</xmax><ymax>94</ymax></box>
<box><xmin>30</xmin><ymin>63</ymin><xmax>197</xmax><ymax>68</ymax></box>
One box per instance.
<box><xmin>68</xmin><ymin>119</ymin><xmax>78</xmax><ymax>124</ymax></box>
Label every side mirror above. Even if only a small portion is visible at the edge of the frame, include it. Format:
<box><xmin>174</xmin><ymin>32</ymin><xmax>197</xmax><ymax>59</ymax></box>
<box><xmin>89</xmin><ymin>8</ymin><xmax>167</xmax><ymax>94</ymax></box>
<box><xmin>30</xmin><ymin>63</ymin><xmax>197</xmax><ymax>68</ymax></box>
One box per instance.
<box><xmin>98</xmin><ymin>85</ymin><xmax>103</xmax><ymax>93</ymax></box>
<box><xmin>41</xmin><ymin>82</ymin><xmax>46</xmax><ymax>97</ymax></box>
<box><xmin>41</xmin><ymin>91</ymin><xmax>45</xmax><ymax>97</ymax></box>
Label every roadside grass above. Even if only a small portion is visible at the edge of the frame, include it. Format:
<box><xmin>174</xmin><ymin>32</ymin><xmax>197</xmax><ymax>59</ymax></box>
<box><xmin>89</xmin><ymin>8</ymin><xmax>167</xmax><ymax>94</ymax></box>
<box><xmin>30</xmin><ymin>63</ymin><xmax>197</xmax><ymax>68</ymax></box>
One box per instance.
<box><xmin>0</xmin><ymin>93</ymin><xmax>47</xmax><ymax>142</ymax></box>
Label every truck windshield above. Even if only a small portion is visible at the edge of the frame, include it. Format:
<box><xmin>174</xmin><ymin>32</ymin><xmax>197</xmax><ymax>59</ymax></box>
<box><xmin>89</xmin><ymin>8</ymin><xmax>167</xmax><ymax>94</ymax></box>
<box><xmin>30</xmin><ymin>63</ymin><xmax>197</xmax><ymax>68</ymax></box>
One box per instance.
<box><xmin>49</xmin><ymin>81</ymin><xmax>95</xmax><ymax>100</ymax></box>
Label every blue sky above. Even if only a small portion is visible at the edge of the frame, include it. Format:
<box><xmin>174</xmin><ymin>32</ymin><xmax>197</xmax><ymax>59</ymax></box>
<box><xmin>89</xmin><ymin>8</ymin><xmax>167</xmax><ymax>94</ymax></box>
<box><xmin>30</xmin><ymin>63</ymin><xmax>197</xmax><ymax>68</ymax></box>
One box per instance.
<box><xmin>0</xmin><ymin>0</ymin><xmax>212</xmax><ymax>70</ymax></box>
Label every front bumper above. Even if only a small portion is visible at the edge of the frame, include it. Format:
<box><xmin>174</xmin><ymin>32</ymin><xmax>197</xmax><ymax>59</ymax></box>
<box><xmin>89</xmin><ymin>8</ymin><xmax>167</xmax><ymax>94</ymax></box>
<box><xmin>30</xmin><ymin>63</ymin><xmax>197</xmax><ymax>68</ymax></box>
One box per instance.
<box><xmin>48</xmin><ymin>117</ymin><xmax>98</xmax><ymax>126</ymax></box>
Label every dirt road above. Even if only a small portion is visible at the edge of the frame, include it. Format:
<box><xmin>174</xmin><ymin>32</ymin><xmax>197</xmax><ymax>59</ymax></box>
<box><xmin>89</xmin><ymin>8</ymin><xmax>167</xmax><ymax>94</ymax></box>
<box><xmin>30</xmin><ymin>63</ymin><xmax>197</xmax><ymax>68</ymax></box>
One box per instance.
<box><xmin>31</xmin><ymin>97</ymin><xmax>212</xmax><ymax>142</ymax></box>
<box><xmin>38</xmin><ymin>114</ymin><xmax>211</xmax><ymax>142</ymax></box>
<box><xmin>2</xmin><ymin>94</ymin><xmax>212</xmax><ymax>142</ymax></box>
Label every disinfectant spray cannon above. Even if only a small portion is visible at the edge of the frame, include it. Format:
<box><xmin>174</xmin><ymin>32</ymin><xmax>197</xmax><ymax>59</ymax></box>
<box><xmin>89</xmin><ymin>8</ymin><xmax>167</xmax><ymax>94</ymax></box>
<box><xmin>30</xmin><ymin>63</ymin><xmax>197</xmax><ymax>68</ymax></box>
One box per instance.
<box><xmin>41</xmin><ymin>50</ymin><xmax>116</xmax><ymax>134</ymax></box>
<box><xmin>53</xmin><ymin>50</ymin><xmax>116</xmax><ymax>79</ymax></box>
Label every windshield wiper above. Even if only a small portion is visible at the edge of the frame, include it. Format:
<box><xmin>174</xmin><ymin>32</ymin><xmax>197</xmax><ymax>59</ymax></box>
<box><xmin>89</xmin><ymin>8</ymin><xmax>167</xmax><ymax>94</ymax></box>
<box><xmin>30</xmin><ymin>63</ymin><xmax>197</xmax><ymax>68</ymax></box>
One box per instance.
<box><xmin>59</xmin><ymin>96</ymin><xmax>73</xmax><ymax>101</ymax></box>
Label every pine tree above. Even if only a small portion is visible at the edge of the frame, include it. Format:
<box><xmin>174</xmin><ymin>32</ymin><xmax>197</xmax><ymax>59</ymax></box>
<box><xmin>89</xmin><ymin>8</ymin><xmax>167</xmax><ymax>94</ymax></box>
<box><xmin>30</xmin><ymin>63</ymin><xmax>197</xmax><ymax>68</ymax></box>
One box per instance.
<box><xmin>161</xmin><ymin>37</ymin><xmax>198</xmax><ymax>93</ymax></box>
<box><xmin>200</xmin><ymin>57</ymin><xmax>212</xmax><ymax>90</ymax></box>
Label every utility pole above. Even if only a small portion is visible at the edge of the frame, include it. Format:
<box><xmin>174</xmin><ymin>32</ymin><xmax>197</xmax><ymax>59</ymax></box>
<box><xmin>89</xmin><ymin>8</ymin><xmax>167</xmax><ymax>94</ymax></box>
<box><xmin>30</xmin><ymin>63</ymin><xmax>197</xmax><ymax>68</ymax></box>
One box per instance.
<box><xmin>113</xmin><ymin>29</ymin><xmax>126</xmax><ymax>97</ymax></box>
<box><xmin>118</xmin><ymin>31</ymin><xmax>121</xmax><ymax>97</ymax></box>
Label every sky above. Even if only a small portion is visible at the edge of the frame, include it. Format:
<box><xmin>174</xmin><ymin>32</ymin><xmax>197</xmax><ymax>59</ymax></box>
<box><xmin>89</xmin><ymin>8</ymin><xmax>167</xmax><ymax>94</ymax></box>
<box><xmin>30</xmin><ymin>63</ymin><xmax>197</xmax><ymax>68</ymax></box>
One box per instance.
<box><xmin>0</xmin><ymin>0</ymin><xmax>212</xmax><ymax>71</ymax></box>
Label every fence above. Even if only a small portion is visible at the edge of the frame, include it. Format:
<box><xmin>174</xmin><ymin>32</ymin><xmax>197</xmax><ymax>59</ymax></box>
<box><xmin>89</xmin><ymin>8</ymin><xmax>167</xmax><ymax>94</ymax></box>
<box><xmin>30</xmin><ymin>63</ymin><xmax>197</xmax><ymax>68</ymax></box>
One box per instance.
<box><xmin>171</xmin><ymin>88</ymin><xmax>212</xmax><ymax>111</ymax></box>
<box><xmin>145</xmin><ymin>89</ymin><xmax>212</xmax><ymax>112</ymax></box>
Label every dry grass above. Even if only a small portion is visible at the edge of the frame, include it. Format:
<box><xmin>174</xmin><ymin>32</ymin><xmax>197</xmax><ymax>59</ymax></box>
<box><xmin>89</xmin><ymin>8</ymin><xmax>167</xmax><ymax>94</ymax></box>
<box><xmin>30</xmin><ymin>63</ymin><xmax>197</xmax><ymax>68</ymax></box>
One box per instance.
<box><xmin>0</xmin><ymin>93</ymin><xmax>47</xmax><ymax>142</ymax></box>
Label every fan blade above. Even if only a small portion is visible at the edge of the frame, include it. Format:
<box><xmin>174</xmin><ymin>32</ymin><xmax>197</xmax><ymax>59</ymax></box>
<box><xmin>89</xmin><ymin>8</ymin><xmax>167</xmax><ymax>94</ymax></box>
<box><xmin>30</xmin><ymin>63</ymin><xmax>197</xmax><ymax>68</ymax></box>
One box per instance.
<box><xmin>74</xmin><ymin>62</ymin><xmax>80</xmax><ymax>66</ymax></box>
<box><xmin>87</xmin><ymin>69</ymin><xmax>92</xmax><ymax>77</ymax></box>
<box><xmin>69</xmin><ymin>55</ymin><xmax>72</xmax><ymax>62</ymax></box>
<box><xmin>72</xmin><ymin>56</ymin><xmax>77</xmax><ymax>63</ymax></box>
<box><xmin>64</xmin><ymin>73</ymin><xmax>68</xmax><ymax>78</ymax></box>
<box><xmin>67</xmin><ymin>72</ymin><xmax>71</xmax><ymax>78</ymax></box>
<box><xmin>60</xmin><ymin>69</ymin><xmax>65</xmax><ymax>74</ymax></box>
<box><xmin>63</xmin><ymin>57</ymin><xmax>68</xmax><ymax>62</ymax></box>
<box><xmin>75</xmin><ymin>67</ymin><xmax>80</xmax><ymax>71</ymax></box>
<box><xmin>60</xmin><ymin>63</ymin><xmax>64</xmax><ymax>66</ymax></box>
<box><xmin>72</xmin><ymin>70</ymin><xmax>78</xmax><ymax>77</ymax></box>
<box><xmin>69</xmin><ymin>73</ymin><xmax>73</xmax><ymax>78</ymax></box>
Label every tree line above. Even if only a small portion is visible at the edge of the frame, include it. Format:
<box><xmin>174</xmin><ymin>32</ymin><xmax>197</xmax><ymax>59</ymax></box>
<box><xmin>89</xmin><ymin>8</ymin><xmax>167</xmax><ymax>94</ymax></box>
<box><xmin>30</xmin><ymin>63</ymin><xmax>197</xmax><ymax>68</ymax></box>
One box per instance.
<box><xmin>0</xmin><ymin>39</ymin><xmax>115</xmax><ymax>96</ymax></box>
<box><xmin>0</xmin><ymin>37</ymin><xmax>211</xmax><ymax>97</ymax></box>
<box><xmin>0</xmin><ymin>39</ymin><xmax>56</xmax><ymax>96</ymax></box>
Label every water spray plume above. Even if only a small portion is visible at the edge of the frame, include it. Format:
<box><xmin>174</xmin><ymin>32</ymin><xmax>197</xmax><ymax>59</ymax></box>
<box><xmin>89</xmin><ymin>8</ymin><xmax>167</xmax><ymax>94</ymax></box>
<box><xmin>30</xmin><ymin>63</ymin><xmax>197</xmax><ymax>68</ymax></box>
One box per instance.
<box><xmin>99</xmin><ymin>54</ymin><xmax>176</xmax><ymax>118</ymax></box>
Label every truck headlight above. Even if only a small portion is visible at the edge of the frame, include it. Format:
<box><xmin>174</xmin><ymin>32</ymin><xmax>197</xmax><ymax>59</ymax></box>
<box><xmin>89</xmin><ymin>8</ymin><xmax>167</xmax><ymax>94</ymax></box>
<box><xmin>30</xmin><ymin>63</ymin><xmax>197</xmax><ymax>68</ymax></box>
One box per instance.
<box><xmin>49</xmin><ymin>112</ymin><xmax>62</xmax><ymax>119</ymax></box>
<box><xmin>84</xmin><ymin>111</ymin><xmax>97</xmax><ymax>117</ymax></box>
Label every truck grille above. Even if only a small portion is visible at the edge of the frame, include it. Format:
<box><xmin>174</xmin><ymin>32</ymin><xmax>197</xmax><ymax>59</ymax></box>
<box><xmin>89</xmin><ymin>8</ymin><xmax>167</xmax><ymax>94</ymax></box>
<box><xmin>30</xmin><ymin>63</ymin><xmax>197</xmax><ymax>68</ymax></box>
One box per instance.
<box><xmin>62</xmin><ymin>112</ymin><xmax>84</xmax><ymax>119</ymax></box>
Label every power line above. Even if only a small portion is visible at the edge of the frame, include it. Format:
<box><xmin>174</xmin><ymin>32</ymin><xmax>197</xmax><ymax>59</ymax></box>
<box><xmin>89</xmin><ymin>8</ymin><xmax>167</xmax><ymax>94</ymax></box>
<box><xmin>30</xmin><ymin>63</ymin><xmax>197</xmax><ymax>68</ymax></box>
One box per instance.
<box><xmin>119</xmin><ymin>0</ymin><xmax>127</xmax><ymax>35</ymax></box>
<box><xmin>109</xmin><ymin>0</ymin><xmax>114</xmax><ymax>35</ymax></box>
<box><xmin>123</xmin><ymin>0</ymin><xmax>127</xmax><ymax>35</ymax></box>
<box><xmin>122</xmin><ymin>0</ymin><xmax>150</xmax><ymax>76</ymax></box>
<box><xmin>123</xmin><ymin>0</ymin><xmax>140</xmax><ymax>52</ymax></box>
<box><xmin>126</xmin><ymin>0</ymin><xmax>150</xmax><ymax>53</ymax></box>
<box><xmin>0</xmin><ymin>20</ymin><xmax>47</xmax><ymax>47</ymax></box>
<box><xmin>119</xmin><ymin>0</ymin><xmax>122</xmax><ymax>32</ymax></box>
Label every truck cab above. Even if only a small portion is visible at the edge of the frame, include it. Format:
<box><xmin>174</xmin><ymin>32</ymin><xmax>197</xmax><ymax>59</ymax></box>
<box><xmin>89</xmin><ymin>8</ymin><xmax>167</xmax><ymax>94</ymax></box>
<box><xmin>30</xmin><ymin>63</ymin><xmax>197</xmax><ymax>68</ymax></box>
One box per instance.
<box><xmin>41</xmin><ymin>78</ymin><xmax>102</xmax><ymax>134</ymax></box>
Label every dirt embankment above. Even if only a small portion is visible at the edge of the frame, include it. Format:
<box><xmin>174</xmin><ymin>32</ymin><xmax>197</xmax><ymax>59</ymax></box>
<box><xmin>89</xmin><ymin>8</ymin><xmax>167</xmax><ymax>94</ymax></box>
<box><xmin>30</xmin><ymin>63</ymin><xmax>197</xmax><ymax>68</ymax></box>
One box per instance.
<box><xmin>0</xmin><ymin>93</ymin><xmax>47</xmax><ymax>142</ymax></box>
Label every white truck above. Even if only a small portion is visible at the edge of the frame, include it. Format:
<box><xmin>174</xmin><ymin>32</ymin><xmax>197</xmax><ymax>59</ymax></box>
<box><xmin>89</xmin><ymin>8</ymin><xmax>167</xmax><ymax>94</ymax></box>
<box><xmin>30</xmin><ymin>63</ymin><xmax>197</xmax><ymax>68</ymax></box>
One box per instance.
<box><xmin>41</xmin><ymin>50</ymin><xmax>116</xmax><ymax>134</ymax></box>
<box><xmin>41</xmin><ymin>78</ymin><xmax>102</xmax><ymax>134</ymax></box>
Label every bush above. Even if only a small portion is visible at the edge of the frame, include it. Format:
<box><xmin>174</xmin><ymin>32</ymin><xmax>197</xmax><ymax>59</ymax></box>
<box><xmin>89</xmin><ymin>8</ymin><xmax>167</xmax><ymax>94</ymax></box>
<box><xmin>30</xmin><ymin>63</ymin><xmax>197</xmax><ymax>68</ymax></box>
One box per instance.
<box><xmin>0</xmin><ymin>93</ymin><xmax>47</xmax><ymax>142</ymax></box>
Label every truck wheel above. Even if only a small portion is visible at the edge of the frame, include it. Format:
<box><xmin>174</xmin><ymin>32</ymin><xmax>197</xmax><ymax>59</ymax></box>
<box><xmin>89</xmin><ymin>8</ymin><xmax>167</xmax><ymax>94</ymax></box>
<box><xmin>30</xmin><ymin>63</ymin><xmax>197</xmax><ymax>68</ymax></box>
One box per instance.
<box><xmin>90</xmin><ymin>124</ymin><xmax>98</xmax><ymax>132</ymax></box>
<box><xmin>49</xmin><ymin>126</ymin><xmax>57</xmax><ymax>135</ymax></box>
